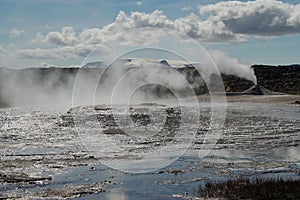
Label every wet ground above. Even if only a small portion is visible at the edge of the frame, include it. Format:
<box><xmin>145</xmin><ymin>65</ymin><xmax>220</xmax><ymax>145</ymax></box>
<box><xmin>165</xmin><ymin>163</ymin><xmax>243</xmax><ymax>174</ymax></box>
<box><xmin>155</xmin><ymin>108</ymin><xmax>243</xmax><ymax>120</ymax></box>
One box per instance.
<box><xmin>0</xmin><ymin>101</ymin><xmax>299</xmax><ymax>199</ymax></box>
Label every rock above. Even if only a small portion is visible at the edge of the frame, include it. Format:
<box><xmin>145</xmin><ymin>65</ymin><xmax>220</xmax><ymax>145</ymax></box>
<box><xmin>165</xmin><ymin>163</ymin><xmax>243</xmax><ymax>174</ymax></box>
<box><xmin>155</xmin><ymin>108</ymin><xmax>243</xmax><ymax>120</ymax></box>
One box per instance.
<box><xmin>0</xmin><ymin>172</ymin><xmax>52</xmax><ymax>184</ymax></box>
<box><xmin>160</xmin><ymin>60</ymin><xmax>171</xmax><ymax>67</ymax></box>
<box><xmin>36</xmin><ymin>182</ymin><xmax>105</xmax><ymax>198</ymax></box>
<box><xmin>103</xmin><ymin>128</ymin><xmax>126</xmax><ymax>135</ymax></box>
<box><xmin>253</xmin><ymin>65</ymin><xmax>300</xmax><ymax>95</ymax></box>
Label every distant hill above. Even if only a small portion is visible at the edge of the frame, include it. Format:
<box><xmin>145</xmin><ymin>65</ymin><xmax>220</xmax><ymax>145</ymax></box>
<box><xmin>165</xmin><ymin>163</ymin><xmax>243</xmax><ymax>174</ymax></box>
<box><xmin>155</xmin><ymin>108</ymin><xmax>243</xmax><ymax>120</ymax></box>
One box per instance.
<box><xmin>252</xmin><ymin>64</ymin><xmax>300</xmax><ymax>95</ymax></box>
<box><xmin>216</xmin><ymin>64</ymin><xmax>300</xmax><ymax>95</ymax></box>
<box><xmin>0</xmin><ymin>64</ymin><xmax>299</xmax><ymax>107</ymax></box>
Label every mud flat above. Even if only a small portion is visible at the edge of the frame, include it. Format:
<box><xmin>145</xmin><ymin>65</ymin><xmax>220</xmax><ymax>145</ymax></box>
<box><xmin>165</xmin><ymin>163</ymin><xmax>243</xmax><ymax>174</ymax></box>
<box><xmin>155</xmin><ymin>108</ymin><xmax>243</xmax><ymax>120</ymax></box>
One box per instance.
<box><xmin>0</xmin><ymin>102</ymin><xmax>299</xmax><ymax>199</ymax></box>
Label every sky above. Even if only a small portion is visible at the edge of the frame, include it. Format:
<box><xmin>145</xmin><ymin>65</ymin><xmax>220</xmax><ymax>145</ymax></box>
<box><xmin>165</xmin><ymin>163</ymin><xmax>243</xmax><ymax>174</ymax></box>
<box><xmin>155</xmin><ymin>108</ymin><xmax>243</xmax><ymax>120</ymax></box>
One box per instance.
<box><xmin>0</xmin><ymin>0</ymin><xmax>300</xmax><ymax>68</ymax></box>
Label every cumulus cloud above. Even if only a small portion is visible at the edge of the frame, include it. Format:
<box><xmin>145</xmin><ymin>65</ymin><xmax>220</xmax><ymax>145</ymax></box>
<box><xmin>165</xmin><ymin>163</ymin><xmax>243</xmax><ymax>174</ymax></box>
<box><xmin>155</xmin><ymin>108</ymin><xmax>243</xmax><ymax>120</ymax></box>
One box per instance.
<box><xmin>199</xmin><ymin>0</ymin><xmax>300</xmax><ymax>36</ymax></box>
<box><xmin>32</xmin><ymin>9</ymin><xmax>238</xmax><ymax>48</ymax></box>
<box><xmin>10</xmin><ymin>28</ymin><xmax>25</xmax><ymax>37</ymax></box>
<box><xmin>33</xmin><ymin>26</ymin><xmax>77</xmax><ymax>46</ymax></box>
<box><xmin>174</xmin><ymin>13</ymin><xmax>239</xmax><ymax>42</ymax></box>
<box><xmin>26</xmin><ymin>10</ymin><xmax>175</xmax><ymax>59</ymax></box>
<box><xmin>113</xmin><ymin>10</ymin><xmax>174</xmax><ymax>30</ymax></box>
<box><xmin>31</xmin><ymin>1</ymin><xmax>300</xmax><ymax>46</ymax></box>
<box><xmin>20</xmin><ymin>1</ymin><xmax>300</xmax><ymax>61</ymax></box>
<box><xmin>78</xmin><ymin>28</ymin><xmax>105</xmax><ymax>44</ymax></box>
<box><xmin>17</xmin><ymin>43</ymin><xmax>107</xmax><ymax>60</ymax></box>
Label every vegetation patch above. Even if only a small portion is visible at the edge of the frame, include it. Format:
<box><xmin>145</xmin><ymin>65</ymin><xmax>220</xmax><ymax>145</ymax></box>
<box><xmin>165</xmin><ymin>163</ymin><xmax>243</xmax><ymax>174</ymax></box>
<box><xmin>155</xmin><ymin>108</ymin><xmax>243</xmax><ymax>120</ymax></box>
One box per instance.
<box><xmin>198</xmin><ymin>177</ymin><xmax>300</xmax><ymax>199</ymax></box>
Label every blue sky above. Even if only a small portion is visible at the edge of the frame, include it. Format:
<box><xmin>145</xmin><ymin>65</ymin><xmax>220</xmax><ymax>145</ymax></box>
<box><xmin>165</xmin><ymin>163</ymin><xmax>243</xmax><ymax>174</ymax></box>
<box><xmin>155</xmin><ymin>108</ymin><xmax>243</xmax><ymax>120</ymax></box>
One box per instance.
<box><xmin>1</xmin><ymin>0</ymin><xmax>300</xmax><ymax>68</ymax></box>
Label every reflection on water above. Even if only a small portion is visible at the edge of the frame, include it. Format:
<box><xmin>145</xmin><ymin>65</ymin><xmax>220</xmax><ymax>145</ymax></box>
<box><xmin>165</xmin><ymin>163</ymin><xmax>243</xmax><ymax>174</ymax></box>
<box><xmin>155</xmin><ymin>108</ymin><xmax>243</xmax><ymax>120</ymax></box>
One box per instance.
<box><xmin>105</xmin><ymin>190</ymin><xmax>127</xmax><ymax>200</ymax></box>
<box><xmin>271</xmin><ymin>146</ymin><xmax>300</xmax><ymax>161</ymax></box>
<box><xmin>0</xmin><ymin>103</ymin><xmax>299</xmax><ymax>199</ymax></box>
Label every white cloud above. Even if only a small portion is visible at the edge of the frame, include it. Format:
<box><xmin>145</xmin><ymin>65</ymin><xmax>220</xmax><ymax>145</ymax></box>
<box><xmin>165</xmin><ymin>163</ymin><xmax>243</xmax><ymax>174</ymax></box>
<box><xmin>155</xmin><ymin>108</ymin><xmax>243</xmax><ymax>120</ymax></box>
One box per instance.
<box><xmin>113</xmin><ymin>10</ymin><xmax>174</xmax><ymax>30</ymax></box>
<box><xmin>17</xmin><ymin>48</ymin><xmax>66</xmax><ymax>60</ymax></box>
<box><xmin>47</xmin><ymin>26</ymin><xmax>77</xmax><ymax>45</ymax></box>
<box><xmin>31</xmin><ymin>32</ymin><xmax>45</xmax><ymax>44</ymax></box>
<box><xmin>182</xmin><ymin>6</ymin><xmax>191</xmax><ymax>11</ymax></box>
<box><xmin>27</xmin><ymin>10</ymin><xmax>175</xmax><ymax>59</ymax></box>
<box><xmin>17</xmin><ymin>43</ymin><xmax>110</xmax><ymax>60</ymax></box>
<box><xmin>174</xmin><ymin>13</ymin><xmax>239</xmax><ymax>42</ymax></box>
<box><xmin>34</xmin><ymin>27</ymin><xmax>77</xmax><ymax>46</ymax></box>
<box><xmin>31</xmin><ymin>7</ymin><xmax>249</xmax><ymax>51</ymax></box>
<box><xmin>78</xmin><ymin>28</ymin><xmax>105</xmax><ymax>44</ymax></box>
<box><xmin>20</xmin><ymin>1</ymin><xmax>300</xmax><ymax>61</ymax></box>
<box><xmin>10</xmin><ymin>28</ymin><xmax>25</xmax><ymax>37</ymax></box>
<box><xmin>136</xmin><ymin>1</ymin><xmax>142</xmax><ymax>6</ymax></box>
<box><xmin>32</xmin><ymin>1</ymin><xmax>300</xmax><ymax>47</ymax></box>
<box><xmin>199</xmin><ymin>0</ymin><xmax>300</xmax><ymax>36</ymax></box>
<box><xmin>74</xmin><ymin>9</ymin><xmax>238</xmax><ymax>44</ymax></box>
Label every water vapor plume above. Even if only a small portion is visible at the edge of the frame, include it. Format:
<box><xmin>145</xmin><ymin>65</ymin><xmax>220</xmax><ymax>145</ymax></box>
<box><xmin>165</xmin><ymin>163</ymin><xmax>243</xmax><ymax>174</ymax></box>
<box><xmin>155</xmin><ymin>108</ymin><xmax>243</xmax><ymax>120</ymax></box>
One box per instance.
<box><xmin>94</xmin><ymin>61</ymin><xmax>196</xmax><ymax>105</ymax></box>
<box><xmin>0</xmin><ymin>68</ymin><xmax>76</xmax><ymax>108</ymax></box>
<box><xmin>209</xmin><ymin>50</ymin><xmax>257</xmax><ymax>84</ymax></box>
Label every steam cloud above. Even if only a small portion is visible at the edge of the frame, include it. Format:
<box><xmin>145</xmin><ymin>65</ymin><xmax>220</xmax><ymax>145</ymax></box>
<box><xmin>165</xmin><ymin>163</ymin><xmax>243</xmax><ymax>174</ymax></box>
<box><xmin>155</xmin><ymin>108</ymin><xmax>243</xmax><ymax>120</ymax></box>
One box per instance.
<box><xmin>0</xmin><ymin>68</ymin><xmax>75</xmax><ymax>108</ymax></box>
<box><xmin>209</xmin><ymin>50</ymin><xmax>257</xmax><ymax>84</ymax></box>
<box><xmin>94</xmin><ymin>62</ymin><xmax>194</xmax><ymax>105</ymax></box>
<box><xmin>0</xmin><ymin>51</ymin><xmax>256</xmax><ymax>108</ymax></box>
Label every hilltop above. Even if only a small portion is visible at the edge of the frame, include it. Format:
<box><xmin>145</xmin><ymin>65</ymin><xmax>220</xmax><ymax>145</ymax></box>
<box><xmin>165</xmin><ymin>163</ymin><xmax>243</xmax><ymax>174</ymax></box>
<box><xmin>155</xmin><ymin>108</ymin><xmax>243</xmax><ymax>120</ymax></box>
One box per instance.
<box><xmin>0</xmin><ymin>63</ymin><xmax>299</xmax><ymax>107</ymax></box>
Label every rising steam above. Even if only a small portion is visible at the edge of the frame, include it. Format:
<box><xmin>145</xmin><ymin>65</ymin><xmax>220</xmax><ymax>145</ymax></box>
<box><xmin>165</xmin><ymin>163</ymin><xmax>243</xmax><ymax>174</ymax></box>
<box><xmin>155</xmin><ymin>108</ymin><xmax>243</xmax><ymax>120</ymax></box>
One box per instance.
<box><xmin>0</xmin><ymin>68</ymin><xmax>75</xmax><ymax>108</ymax></box>
<box><xmin>0</xmin><ymin>51</ymin><xmax>257</xmax><ymax>108</ymax></box>
<box><xmin>208</xmin><ymin>50</ymin><xmax>257</xmax><ymax>84</ymax></box>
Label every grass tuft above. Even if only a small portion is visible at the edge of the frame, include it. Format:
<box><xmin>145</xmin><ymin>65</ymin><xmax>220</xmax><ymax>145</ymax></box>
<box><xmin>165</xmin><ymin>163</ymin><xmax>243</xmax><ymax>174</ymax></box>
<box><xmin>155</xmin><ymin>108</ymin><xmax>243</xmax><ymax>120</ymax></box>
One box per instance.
<box><xmin>198</xmin><ymin>177</ymin><xmax>300</xmax><ymax>199</ymax></box>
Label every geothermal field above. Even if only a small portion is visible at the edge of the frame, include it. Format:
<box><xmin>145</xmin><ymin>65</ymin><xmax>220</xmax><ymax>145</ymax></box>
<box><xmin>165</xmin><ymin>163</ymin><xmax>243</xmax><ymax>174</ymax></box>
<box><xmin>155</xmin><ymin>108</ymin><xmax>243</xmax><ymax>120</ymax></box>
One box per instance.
<box><xmin>0</xmin><ymin>59</ymin><xmax>299</xmax><ymax>199</ymax></box>
<box><xmin>3</xmin><ymin>0</ymin><xmax>300</xmax><ymax>198</ymax></box>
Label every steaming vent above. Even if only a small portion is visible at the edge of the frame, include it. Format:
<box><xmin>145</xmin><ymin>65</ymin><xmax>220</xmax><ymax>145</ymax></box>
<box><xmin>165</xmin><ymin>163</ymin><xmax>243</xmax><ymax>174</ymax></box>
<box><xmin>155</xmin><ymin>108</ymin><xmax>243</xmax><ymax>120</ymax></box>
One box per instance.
<box><xmin>159</xmin><ymin>60</ymin><xmax>171</xmax><ymax>67</ymax></box>
<box><xmin>226</xmin><ymin>84</ymin><xmax>284</xmax><ymax>96</ymax></box>
<box><xmin>243</xmin><ymin>84</ymin><xmax>263</xmax><ymax>95</ymax></box>
<box><xmin>242</xmin><ymin>84</ymin><xmax>285</xmax><ymax>95</ymax></box>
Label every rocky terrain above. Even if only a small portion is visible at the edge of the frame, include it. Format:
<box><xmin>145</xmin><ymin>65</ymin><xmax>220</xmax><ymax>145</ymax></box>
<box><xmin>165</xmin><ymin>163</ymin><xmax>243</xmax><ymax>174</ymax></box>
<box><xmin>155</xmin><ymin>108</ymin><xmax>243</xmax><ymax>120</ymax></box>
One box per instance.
<box><xmin>253</xmin><ymin>64</ymin><xmax>300</xmax><ymax>95</ymax></box>
<box><xmin>221</xmin><ymin>64</ymin><xmax>300</xmax><ymax>94</ymax></box>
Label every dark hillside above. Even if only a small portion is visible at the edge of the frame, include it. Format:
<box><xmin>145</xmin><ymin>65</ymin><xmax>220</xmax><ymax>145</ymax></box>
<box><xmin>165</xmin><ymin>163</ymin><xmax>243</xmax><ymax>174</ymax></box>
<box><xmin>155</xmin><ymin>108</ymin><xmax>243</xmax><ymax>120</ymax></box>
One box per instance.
<box><xmin>0</xmin><ymin>64</ymin><xmax>299</xmax><ymax>107</ymax></box>
<box><xmin>253</xmin><ymin>64</ymin><xmax>300</xmax><ymax>95</ymax></box>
